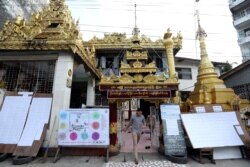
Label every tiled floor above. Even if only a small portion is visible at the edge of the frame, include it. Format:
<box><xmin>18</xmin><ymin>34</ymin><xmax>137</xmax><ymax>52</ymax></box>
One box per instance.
<box><xmin>105</xmin><ymin>160</ymin><xmax>186</xmax><ymax>167</ymax></box>
<box><xmin>120</xmin><ymin>129</ymin><xmax>157</xmax><ymax>153</ymax></box>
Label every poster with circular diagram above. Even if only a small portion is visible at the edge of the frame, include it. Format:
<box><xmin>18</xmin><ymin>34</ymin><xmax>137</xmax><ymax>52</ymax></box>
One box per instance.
<box><xmin>58</xmin><ymin>108</ymin><xmax>109</xmax><ymax>146</ymax></box>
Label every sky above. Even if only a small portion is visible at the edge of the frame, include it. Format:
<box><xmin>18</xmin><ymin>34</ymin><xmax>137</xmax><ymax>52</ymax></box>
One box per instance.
<box><xmin>65</xmin><ymin>0</ymin><xmax>241</xmax><ymax>65</ymax></box>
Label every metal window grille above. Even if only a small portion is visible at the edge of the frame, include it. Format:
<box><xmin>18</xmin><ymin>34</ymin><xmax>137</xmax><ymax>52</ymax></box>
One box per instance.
<box><xmin>176</xmin><ymin>67</ymin><xmax>192</xmax><ymax>80</ymax></box>
<box><xmin>0</xmin><ymin>61</ymin><xmax>55</xmax><ymax>93</ymax></box>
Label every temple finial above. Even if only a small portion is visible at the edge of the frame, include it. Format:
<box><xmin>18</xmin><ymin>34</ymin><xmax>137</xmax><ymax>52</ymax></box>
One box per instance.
<box><xmin>195</xmin><ymin>1</ymin><xmax>206</xmax><ymax>39</ymax></box>
<box><xmin>132</xmin><ymin>3</ymin><xmax>140</xmax><ymax>38</ymax></box>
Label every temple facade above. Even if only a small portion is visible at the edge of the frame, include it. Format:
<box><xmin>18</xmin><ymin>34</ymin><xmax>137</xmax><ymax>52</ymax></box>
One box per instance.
<box><xmin>0</xmin><ymin>0</ymin><xmax>101</xmax><ymax>148</ymax></box>
<box><xmin>0</xmin><ymin>0</ymin><xmax>249</xmax><ymax>155</ymax></box>
<box><xmin>0</xmin><ymin>0</ymin><xmax>182</xmax><ymax>152</ymax></box>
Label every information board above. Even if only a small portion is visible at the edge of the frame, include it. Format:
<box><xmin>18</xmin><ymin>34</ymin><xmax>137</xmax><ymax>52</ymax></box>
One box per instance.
<box><xmin>181</xmin><ymin>112</ymin><xmax>244</xmax><ymax>149</ymax></box>
<box><xmin>58</xmin><ymin>108</ymin><xmax>110</xmax><ymax>146</ymax></box>
<box><xmin>160</xmin><ymin>104</ymin><xmax>187</xmax><ymax>157</ymax></box>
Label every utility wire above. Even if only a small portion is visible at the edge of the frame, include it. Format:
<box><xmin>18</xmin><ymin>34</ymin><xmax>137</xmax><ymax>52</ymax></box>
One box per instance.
<box><xmin>0</xmin><ymin>4</ymin><xmax>232</xmax><ymax>17</ymax></box>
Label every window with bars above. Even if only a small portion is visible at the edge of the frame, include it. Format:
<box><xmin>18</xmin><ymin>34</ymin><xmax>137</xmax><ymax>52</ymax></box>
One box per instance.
<box><xmin>0</xmin><ymin>61</ymin><xmax>55</xmax><ymax>93</ymax></box>
<box><xmin>176</xmin><ymin>67</ymin><xmax>192</xmax><ymax>80</ymax></box>
<box><xmin>233</xmin><ymin>84</ymin><xmax>250</xmax><ymax>100</ymax></box>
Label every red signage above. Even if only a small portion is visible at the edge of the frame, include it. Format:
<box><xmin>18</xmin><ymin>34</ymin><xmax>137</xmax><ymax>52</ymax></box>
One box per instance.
<box><xmin>107</xmin><ymin>90</ymin><xmax>171</xmax><ymax>99</ymax></box>
<box><xmin>99</xmin><ymin>84</ymin><xmax>178</xmax><ymax>91</ymax></box>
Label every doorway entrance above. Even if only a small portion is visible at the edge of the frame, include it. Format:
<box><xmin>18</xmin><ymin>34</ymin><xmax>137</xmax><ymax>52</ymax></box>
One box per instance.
<box><xmin>119</xmin><ymin>99</ymin><xmax>159</xmax><ymax>153</ymax></box>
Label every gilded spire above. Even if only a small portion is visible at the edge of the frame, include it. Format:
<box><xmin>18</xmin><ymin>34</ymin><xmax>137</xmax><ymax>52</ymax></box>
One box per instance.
<box><xmin>132</xmin><ymin>4</ymin><xmax>140</xmax><ymax>41</ymax></box>
<box><xmin>185</xmin><ymin>11</ymin><xmax>250</xmax><ymax>111</ymax></box>
<box><xmin>196</xmin><ymin>15</ymin><xmax>216</xmax><ymax>77</ymax></box>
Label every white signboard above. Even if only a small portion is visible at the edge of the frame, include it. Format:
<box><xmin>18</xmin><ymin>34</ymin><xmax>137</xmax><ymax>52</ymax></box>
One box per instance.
<box><xmin>58</xmin><ymin>108</ymin><xmax>110</xmax><ymax>146</ymax></box>
<box><xmin>166</xmin><ymin>119</ymin><xmax>179</xmax><ymax>136</ymax></box>
<box><xmin>17</xmin><ymin>97</ymin><xmax>52</xmax><ymax>146</ymax></box>
<box><xmin>160</xmin><ymin>104</ymin><xmax>180</xmax><ymax>120</ymax></box>
<box><xmin>213</xmin><ymin>147</ymin><xmax>242</xmax><ymax>160</ymax></box>
<box><xmin>0</xmin><ymin>92</ymin><xmax>32</xmax><ymax>144</ymax></box>
<box><xmin>213</xmin><ymin>105</ymin><xmax>223</xmax><ymax>112</ymax></box>
<box><xmin>181</xmin><ymin>112</ymin><xmax>244</xmax><ymax>149</ymax></box>
<box><xmin>160</xmin><ymin>104</ymin><xmax>186</xmax><ymax>156</ymax></box>
<box><xmin>195</xmin><ymin>106</ymin><xmax>206</xmax><ymax>113</ymax></box>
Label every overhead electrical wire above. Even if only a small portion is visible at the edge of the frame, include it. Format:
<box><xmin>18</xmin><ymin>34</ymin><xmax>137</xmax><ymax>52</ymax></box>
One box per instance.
<box><xmin>0</xmin><ymin>2</ymin><xmax>232</xmax><ymax>17</ymax></box>
<box><xmin>0</xmin><ymin>1</ymin><xmax>240</xmax><ymax>58</ymax></box>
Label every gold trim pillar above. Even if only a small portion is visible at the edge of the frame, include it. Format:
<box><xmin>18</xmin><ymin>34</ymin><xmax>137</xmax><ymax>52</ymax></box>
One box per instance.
<box><xmin>109</xmin><ymin>100</ymin><xmax>119</xmax><ymax>155</ymax></box>
<box><xmin>163</xmin><ymin>29</ymin><xmax>176</xmax><ymax>78</ymax></box>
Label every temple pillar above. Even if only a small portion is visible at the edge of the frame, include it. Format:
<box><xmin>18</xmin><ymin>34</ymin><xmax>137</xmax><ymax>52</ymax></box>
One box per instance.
<box><xmin>109</xmin><ymin>100</ymin><xmax>119</xmax><ymax>155</ymax></box>
<box><xmin>46</xmin><ymin>52</ymin><xmax>74</xmax><ymax>147</ymax></box>
<box><xmin>86</xmin><ymin>76</ymin><xmax>95</xmax><ymax>106</ymax></box>
<box><xmin>162</xmin><ymin>52</ymin><xmax>168</xmax><ymax>72</ymax></box>
<box><xmin>163</xmin><ymin>29</ymin><xmax>176</xmax><ymax>78</ymax></box>
<box><xmin>101</xmin><ymin>56</ymin><xmax>106</xmax><ymax>69</ymax></box>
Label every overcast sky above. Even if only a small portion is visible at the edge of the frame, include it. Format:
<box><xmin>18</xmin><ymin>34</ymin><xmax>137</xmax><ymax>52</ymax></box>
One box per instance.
<box><xmin>66</xmin><ymin>0</ymin><xmax>241</xmax><ymax>65</ymax></box>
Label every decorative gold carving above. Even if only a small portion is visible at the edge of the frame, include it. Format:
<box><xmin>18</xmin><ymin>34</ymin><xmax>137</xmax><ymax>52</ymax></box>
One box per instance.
<box><xmin>133</xmin><ymin>60</ymin><xmax>142</xmax><ymax>68</ymax></box>
<box><xmin>164</xmin><ymin>77</ymin><xmax>178</xmax><ymax>83</ymax></box>
<box><xmin>0</xmin><ymin>80</ymin><xmax>5</xmax><ymax>88</ymax></box>
<box><xmin>120</xmin><ymin>74</ymin><xmax>133</xmax><ymax>83</ymax></box>
<box><xmin>134</xmin><ymin>74</ymin><xmax>143</xmax><ymax>82</ymax></box>
<box><xmin>202</xmin><ymin>83</ymin><xmax>211</xmax><ymax>104</ymax></box>
<box><xmin>173</xmin><ymin>31</ymin><xmax>183</xmax><ymax>49</ymax></box>
<box><xmin>110</xmin><ymin>123</ymin><xmax>117</xmax><ymax>134</ymax></box>
<box><xmin>164</xmin><ymin>28</ymin><xmax>176</xmax><ymax>78</ymax></box>
<box><xmin>0</xmin><ymin>0</ymin><xmax>101</xmax><ymax>78</ymax></box>
<box><xmin>145</xmin><ymin>61</ymin><xmax>156</xmax><ymax>68</ymax></box>
<box><xmin>88</xmin><ymin>32</ymin><xmax>182</xmax><ymax>50</ymax></box>
<box><xmin>109</xmin><ymin>144</ymin><xmax>119</xmax><ymax>154</ymax></box>
<box><xmin>133</xmin><ymin>51</ymin><xmax>140</xmax><ymax>57</ymax></box>
<box><xmin>157</xmin><ymin>73</ymin><xmax>167</xmax><ymax>82</ymax></box>
<box><xmin>231</xmin><ymin>95</ymin><xmax>241</xmax><ymax>108</ymax></box>
<box><xmin>143</xmin><ymin>74</ymin><xmax>158</xmax><ymax>83</ymax></box>
<box><xmin>120</xmin><ymin>61</ymin><xmax>131</xmax><ymax>68</ymax></box>
<box><xmin>126</xmin><ymin>50</ymin><xmax>147</xmax><ymax>60</ymax></box>
<box><xmin>120</xmin><ymin>68</ymin><xmax>156</xmax><ymax>74</ymax></box>
<box><xmin>100</xmin><ymin>75</ymin><xmax>112</xmax><ymax>83</ymax></box>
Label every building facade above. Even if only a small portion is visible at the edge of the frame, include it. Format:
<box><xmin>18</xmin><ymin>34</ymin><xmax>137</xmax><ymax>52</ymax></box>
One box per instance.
<box><xmin>229</xmin><ymin>0</ymin><xmax>250</xmax><ymax>61</ymax></box>
<box><xmin>0</xmin><ymin>0</ymin><xmax>242</xmax><ymax>156</ymax></box>
<box><xmin>175</xmin><ymin>57</ymin><xmax>223</xmax><ymax>101</ymax></box>
<box><xmin>0</xmin><ymin>0</ymin><xmax>100</xmax><ymax>148</ymax></box>
<box><xmin>220</xmin><ymin>59</ymin><xmax>250</xmax><ymax>100</ymax></box>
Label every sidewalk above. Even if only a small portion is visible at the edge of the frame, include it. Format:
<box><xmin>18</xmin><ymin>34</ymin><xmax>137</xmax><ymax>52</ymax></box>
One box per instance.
<box><xmin>0</xmin><ymin>153</ymin><xmax>249</xmax><ymax>167</ymax></box>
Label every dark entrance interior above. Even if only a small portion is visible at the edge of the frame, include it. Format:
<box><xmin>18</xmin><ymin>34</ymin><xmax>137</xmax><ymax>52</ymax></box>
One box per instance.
<box><xmin>70</xmin><ymin>81</ymin><xmax>87</xmax><ymax>108</ymax></box>
<box><xmin>140</xmin><ymin>99</ymin><xmax>154</xmax><ymax>119</ymax></box>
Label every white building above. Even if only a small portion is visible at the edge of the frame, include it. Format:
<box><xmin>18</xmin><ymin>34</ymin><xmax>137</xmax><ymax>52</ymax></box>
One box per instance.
<box><xmin>229</xmin><ymin>0</ymin><xmax>250</xmax><ymax>61</ymax></box>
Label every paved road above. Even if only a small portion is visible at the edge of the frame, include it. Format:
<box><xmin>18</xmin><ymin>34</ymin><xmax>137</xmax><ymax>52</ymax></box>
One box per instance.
<box><xmin>0</xmin><ymin>153</ymin><xmax>249</xmax><ymax>167</ymax></box>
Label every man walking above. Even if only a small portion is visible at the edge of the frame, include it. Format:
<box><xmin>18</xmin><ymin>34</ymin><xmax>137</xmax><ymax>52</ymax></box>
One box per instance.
<box><xmin>123</xmin><ymin>109</ymin><xmax>146</xmax><ymax>164</ymax></box>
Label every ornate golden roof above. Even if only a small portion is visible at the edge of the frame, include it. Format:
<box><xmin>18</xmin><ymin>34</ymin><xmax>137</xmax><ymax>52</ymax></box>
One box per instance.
<box><xmin>99</xmin><ymin>29</ymin><xmax>179</xmax><ymax>86</ymax></box>
<box><xmin>87</xmin><ymin>33</ymin><xmax>182</xmax><ymax>50</ymax></box>
<box><xmin>0</xmin><ymin>0</ymin><xmax>101</xmax><ymax>78</ymax></box>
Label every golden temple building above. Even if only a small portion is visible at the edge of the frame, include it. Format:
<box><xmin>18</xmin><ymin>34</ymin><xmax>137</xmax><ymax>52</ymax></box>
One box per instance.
<box><xmin>0</xmin><ymin>0</ymin><xmax>183</xmax><ymax>155</ymax></box>
<box><xmin>0</xmin><ymin>0</ymin><xmax>249</xmax><ymax>158</ymax></box>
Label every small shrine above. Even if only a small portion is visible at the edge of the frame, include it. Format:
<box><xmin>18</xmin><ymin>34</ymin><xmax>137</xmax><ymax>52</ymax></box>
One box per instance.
<box><xmin>183</xmin><ymin>18</ymin><xmax>249</xmax><ymax>112</ymax></box>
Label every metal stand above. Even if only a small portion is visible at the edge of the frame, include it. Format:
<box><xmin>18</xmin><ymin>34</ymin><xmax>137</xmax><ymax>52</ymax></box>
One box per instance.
<box><xmin>53</xmin><ymin>146</ymin><xmax>109</xmax><ymax>163</ymax></box>
<box><xmin>53</xmin><ymin>147</ymin><xmax>61</xmax><ymax>163</ymax></box>
<box><xmin>192</xmin><ymin>148</ymin><xmax>215</xmax><ymax>164</ymax></box>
